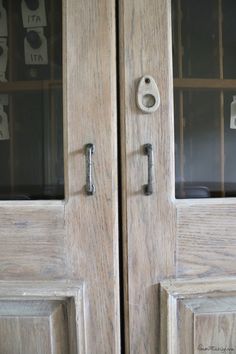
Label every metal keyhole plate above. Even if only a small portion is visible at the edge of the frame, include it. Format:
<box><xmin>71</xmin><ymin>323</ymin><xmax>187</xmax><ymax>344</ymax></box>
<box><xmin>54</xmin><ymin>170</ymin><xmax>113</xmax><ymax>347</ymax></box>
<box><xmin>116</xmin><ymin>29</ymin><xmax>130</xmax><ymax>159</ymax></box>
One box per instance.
<box><xmin>137</xmin><ymin>75</ymin><xmax>160</xmax><ymax>114</ymax></box>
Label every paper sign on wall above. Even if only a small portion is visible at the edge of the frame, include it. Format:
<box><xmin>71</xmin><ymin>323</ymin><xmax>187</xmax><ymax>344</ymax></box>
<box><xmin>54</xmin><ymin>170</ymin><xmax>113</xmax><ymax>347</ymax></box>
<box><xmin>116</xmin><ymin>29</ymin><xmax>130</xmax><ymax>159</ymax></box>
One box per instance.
<box><xmin>0</xmin><ymin>96</ymin><xmax>9</xmax><ymax>140</ymax></box>
<box><xmin>24</xmin><ymin>27</ymin><xmax>48</xmax><ymax>65</ymax></box>
<box><xmin>0</xmin><ymin>95</ymin><xmax>8</xmax><ymax>106</ymax></box>
<box><xmin>0</xmin><ymin>38</ymin><xmax>8</xmax><ymax>82</ymax></box>
<box><xmin>21</xmin><ymin>0</ymin><xmax>47</xmax><ymax>28</ymax></box>
<box><xmin>0</xmin><ymin>0</ymin><xmax>8</xmax><ymax>37</ymax></box>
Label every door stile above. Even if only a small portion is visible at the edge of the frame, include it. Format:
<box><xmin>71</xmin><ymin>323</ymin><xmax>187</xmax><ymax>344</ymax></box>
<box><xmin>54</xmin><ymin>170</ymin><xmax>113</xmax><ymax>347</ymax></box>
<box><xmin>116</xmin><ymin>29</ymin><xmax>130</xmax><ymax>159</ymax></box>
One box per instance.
<box><xmin>119</xmin><ymin>0</ymin><xmax>176</xmax><ymax>353</ymax></box>
<box><xmin>64</xmin><ymin>0</ymin><xmax>120</xmax><ymax>352</ymax></box>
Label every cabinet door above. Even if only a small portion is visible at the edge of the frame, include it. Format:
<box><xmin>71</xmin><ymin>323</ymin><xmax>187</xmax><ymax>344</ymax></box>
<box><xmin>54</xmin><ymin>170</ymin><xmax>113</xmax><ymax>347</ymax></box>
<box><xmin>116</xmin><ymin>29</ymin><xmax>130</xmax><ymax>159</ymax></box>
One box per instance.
<box><xmin>0</xmin><ymin>1</ymin><xmax>119</xmax><ymax>354</ymax></box>
<box><xmin>120</xmin><ymin>0</ymin><xmax>236</xmax><ymax>353</ymax></box>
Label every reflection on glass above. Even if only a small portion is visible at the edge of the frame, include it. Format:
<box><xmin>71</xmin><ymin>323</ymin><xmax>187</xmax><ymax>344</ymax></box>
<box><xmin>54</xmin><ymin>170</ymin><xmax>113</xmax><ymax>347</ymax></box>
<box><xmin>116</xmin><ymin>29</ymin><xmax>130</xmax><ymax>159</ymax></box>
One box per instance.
<box><xmin>0</xmin><ymin>0</ymin><xmax>63</xmax><ymax>199</ymax></box>
<box><xmin>172</xmin><ymin>0</ymin><xmax>236</xmax><ymax>198</ymax></box>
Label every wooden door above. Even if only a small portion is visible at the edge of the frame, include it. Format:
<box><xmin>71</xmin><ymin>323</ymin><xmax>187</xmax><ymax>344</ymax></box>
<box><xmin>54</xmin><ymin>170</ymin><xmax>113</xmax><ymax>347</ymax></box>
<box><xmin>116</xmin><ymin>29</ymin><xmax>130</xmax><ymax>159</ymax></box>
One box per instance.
<box><xmin>119</xmin><ymin>0</ymin><xmax>236</xmax><ymax>353</ymax></box>
<box><xmin>0</xmin><ymin>1</ymin><xmax>119</xmax><ymax>354</ymax></box>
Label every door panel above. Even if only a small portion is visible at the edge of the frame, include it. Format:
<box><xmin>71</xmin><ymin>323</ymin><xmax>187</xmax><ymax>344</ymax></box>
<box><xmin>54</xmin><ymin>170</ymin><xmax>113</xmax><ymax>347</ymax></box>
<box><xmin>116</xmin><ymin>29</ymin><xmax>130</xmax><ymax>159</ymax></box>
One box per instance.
<box><xmin>0</xmin><ymin>1</ymin><xmax>119</xmax><ymax>353</ymax></box>
<box><xmin>161</xmin><ymin>278</ymin><xmax>236</xmax><ymax>354</ymax></box>
<box><xmin>120</xmin><ymin>0</ymin><xmax>236</xmax><ymax>353</ymax></box>
<box><xmin>0</xmin><ymin>282</ymin><xmax>83</xmax><ymax>354</ymax></box>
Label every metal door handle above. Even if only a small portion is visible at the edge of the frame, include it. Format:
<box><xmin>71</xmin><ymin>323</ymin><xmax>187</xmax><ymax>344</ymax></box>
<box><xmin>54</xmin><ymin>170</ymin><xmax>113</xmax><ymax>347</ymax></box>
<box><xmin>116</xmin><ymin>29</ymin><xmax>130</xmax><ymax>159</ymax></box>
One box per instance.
<box><xmin>85</xmin><ymin>143</ymin><xmax>95</xmax><ymax>195</ymax></box>
<box><xmin>143</xmin><ymin>143</ymin><xmax>153</xmax><ymax>195</ymax></box>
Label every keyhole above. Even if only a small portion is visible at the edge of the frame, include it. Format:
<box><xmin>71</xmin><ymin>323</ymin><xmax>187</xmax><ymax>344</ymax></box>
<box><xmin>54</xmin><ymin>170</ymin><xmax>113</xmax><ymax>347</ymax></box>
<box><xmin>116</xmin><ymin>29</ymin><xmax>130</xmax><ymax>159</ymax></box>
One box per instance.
<box><xmin>142</xmin><ymin>94</ymin><xmax>156</xmax><ymax>108</ymax></box>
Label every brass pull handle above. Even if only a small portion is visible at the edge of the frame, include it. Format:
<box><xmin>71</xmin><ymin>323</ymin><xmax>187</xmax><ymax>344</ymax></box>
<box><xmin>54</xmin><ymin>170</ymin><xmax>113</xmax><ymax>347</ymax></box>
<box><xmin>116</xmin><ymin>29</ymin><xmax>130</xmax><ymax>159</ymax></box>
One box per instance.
<box><xmin>143</xmin><ymin>144</ymin><xmax>153</xmax><ymax>195</ymax></box>
<box><xmin>85</xmin><ymin>143</ymin><xmax>95</xmax><ymax>195</ymax></box>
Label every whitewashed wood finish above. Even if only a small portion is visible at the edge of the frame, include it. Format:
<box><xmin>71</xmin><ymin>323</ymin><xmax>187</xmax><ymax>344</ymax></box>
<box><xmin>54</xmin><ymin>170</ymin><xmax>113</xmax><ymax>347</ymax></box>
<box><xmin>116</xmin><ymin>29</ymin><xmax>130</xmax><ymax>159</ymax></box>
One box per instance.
<box><xmin>0</xmin><ymin>0</ymin><xmax>119</xmax><ymax>353</ymax></box>
<box><xmin>120</xmin><ymin>0</ymin><xmax>236</xmax><ymax>352</ymax></box>
<box><xmin>194</xmin><ymin>313</ymin><xmax>236</xmax><ymax>354</ymax></box>
<box><xmin>50</xmin><ymin>303</ymin><xmax>70</xmax><ymax>354</ymax></box>
<box><xmin>161</xmin><ymin>278</ymin><xmax>236</xmax><ymax>354</ymax></box>
<box><xmin>0</xmin><ymin>204</ymin><xmax>66</xmax><ymax>278</ymax></box>
<box><xmin>0</xmin><ymin>317</ymin><xmax>52</xmax><ymax>354</ymax></box>
<box><xmin>176</xmin><ymin>200</ymin><xmax>236</xmax><ymax>277</ymax></box>
<box><xmin>64</xmin><ymin>0</ymin><xmax>119</xmax><ymax>352</ymax></box>
<box><xmin>178</xmin><ymin>299</ymin><xmax>193</xmax><ymax>354</ymax></box>
<box><xmin>0</xmin><ymin>281</ymin><xmax>84</xmax><ymax>354</ymax></box>
<box><xmin>119</xmin><ymin>0</ymin><xmax>175</xmax><ymax>352</ymax></box>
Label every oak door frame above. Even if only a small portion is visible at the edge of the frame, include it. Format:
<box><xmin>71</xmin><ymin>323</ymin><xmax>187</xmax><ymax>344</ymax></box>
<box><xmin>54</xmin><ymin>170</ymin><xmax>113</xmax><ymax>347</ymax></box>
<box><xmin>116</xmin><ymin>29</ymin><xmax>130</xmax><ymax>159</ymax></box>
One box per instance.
<box><xmin>119</xmin><ymin>0</ymin><xmax>175</xmax><ymax>352</ymax></box>
<box><xmin>0</xmin><ymin>1</ymin><xmax>120</xmax><ymax>353</ymax></box>
<box><xmin>120</xmin><ymin>0</ymin><xmax>236</xmax><ymax>353</ymax></box>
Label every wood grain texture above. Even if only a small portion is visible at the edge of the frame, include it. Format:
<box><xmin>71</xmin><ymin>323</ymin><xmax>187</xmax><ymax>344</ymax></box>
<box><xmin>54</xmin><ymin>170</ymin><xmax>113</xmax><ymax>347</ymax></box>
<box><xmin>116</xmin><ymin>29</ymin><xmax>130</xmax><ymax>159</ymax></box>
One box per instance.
<box><xmin>0</xmin><ymin>0</ymin><xmax>119</xmax><ymax>353</ymax></box>
<box><xmin>119</xmin><ymin>0</ymin><xmax>236</xmax><ymax>352</ymax></box>
<box><xmin>0</xmin><ymin>204</ymin><xmax>66</xmax><ymax>278</ymax></box>
<box><xmin>161</xmin><ymin>277</ymin><xmax>236</xmax><ymax>354</ymax></box>
<box><xmin>178</xmin><ymin>299</ymin><xmax>193</xmax><ymax>354</ymax></box>
<box><xmin>64</xmin><ymin>0</ymin><xmax>120</xmax><ymax>353</ymax></box>
<box><xmin>195</xmin><ymin>313</ymin><xmax>236</xmax><ymax>354</ymax></box>
<box><xmin>50</xmin><ymin>303</ymin><xmax>70</xmax><ymax>354</ymax></box>
<box><xmin>176</xmin><ymin>201</ymin><xmax>236</xmax><ymax>277</ymax></box>
<box><xmin>0</xmin><ymin>317</ymin><xmax>52</xmax><ymax>354</ymax></box>
<box><xmin>119</xmin><ymin>0</ymin><xmax>176</xmax><ymax>352</ymax></box>
<box><xmin>0</xmin><ymin>281</ymin><xmax>84</xmax><ymax>354</ymax></box>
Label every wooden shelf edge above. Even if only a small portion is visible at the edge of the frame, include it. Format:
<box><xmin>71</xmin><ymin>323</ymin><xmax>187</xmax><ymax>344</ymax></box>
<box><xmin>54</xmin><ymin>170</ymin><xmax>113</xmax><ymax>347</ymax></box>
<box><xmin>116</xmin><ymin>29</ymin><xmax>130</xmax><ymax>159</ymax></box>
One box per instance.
<box><xmin>174</xmin><ymin>78</ymin><xmax>236</xmax><ymax>90</ymax></box>
<box><xmin>0</xmin><ymin>80</ymin><xmax>62</xmax><ymax>93</ymax></box>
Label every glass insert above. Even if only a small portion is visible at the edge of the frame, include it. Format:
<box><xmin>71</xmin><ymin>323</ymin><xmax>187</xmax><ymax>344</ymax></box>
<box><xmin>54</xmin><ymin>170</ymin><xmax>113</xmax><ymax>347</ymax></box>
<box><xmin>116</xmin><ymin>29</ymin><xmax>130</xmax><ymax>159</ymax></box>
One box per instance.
<box><xmin>0</xmin><ymin>0</ymin><xmax>63</xmax><ymax>200</ymax></box>
<box><xmin>172</xmin><ymin>0</ymin><xmax>236</xmax><ymax>198</ymax></box>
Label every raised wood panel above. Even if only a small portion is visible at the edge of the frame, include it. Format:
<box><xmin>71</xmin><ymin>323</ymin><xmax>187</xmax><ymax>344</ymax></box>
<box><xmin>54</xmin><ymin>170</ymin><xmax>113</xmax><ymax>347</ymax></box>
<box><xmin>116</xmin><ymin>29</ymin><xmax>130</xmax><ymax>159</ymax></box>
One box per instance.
<box><xmin>119</xmin><ymin>0</ymin><xmax>175</xmax><ymax>352</ymax></box>
<box><xmin>0</xmin><ymin>281</ymin><xmax>84</xmax><ymax>354</ymax></box>
<box><xmin>195</xmin><ymin>313</ymin><xmax>236</xmax><ymax>354</ymax></box>
<box><xmin>161</xmin><ymin>277</ymin><xmax>236</xmax><ymax>354</ymax></box>
<box><xmin>0</xmin><ymin>317</ymin><xmax>52</xmax><ymax>354</ymax></box>
<box><xmin>178</xmin><ymin>299</ymin><xmax>193</xmax><ymax>353</ymax></box>
<box><xmin>50</xmin><ymin>303</ymin><xmax>70</xmax><ymax>354</ymax></box>
<box><xmin>176</xmin><ymin>201</ymin><xmax>236</xmax><ymax>277</ymax></box>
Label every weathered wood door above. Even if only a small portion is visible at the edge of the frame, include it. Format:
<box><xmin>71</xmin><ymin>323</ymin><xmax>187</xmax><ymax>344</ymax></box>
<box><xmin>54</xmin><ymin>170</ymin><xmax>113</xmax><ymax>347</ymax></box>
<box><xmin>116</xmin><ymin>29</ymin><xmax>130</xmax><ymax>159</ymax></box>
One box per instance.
<box><xmin>120</xmin><ymin>0</ymin><xmax>236</xmax><ymax>353</ymax></box>
<box><xmin>0</xmin><ymin>1</ymin><xmax>119</xmax><ymax>353</ymax></box>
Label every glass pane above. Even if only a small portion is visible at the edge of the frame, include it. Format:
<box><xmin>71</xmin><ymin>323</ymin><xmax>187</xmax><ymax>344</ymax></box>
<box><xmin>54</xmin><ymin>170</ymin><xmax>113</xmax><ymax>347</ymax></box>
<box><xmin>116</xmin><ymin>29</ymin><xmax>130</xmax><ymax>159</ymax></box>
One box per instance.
<box><xmin>172</xmin><ymin>0</ymin><xmax>236</xmax><ymax>198</ymax></box>
<box><xmin>0</xmin><ymin>0</ymin><xmax>63</xmax><ymax>200</ymax></box>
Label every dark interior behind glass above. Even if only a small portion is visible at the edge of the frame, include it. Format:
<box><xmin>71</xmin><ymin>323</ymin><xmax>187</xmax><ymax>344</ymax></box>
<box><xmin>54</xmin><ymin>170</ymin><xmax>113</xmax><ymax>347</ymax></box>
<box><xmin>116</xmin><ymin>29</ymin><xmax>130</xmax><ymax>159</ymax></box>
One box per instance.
<box><xmin>172</xmin><ymin>0</ymin><xmax>236</xmax><ymax>198</ymax></box>
<box><xmin>0</xmin><ymin>0</ymin><xmax>63</xmax><ymax>200</ymax></box>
